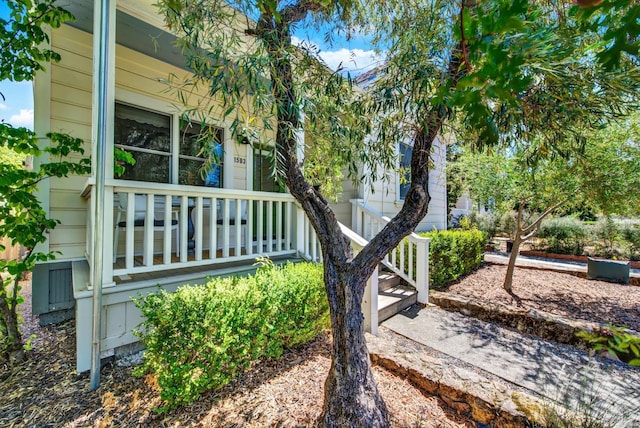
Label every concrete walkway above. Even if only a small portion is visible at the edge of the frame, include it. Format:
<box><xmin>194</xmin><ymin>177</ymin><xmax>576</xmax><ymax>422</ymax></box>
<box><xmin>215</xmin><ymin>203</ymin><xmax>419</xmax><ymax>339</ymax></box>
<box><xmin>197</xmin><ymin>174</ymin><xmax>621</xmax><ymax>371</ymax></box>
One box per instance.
<box><xmin>382</xmin><ymin>305</ymin><xmax>640</xmax><ymax>427</ymax></box>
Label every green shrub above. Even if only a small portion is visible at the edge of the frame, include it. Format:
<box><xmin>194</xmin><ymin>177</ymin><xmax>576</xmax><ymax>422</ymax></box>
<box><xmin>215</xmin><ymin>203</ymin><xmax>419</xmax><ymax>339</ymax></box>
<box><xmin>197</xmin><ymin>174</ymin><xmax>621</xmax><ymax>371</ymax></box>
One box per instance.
<box><xmin>497</xmin><ymin>211</ymin><xmax>517</xmax><ymax>237</ymax></box>
<box><xmin>538</xmin><ymin>216</ymin><xmax>587</xmax><ymax>255</ymax></box>
<box><xmin>418</xmin><ymin>229</ymin><xmax>487</xmax><ymax>288</ymax></box>
<box><xmin>464</xmin><ymin>211</ymin><xmax>500</xmax><ymax>238</ymax></box>
<box><xmin>576</xmin><ymin>325</ymin><xmax>640</xmax><ymax>367</ymax></box>
<box><xmin>592</xmin><ymin>216</ymin><xmax>621</xmax><ymax>258</ymax></box>
<box><xmin>620</xmin><ymin>222</ymin><xmax>640</xmax><ymax>261</ymax></box>
<box><xmin>133</xmin><ymin>260</ymin><xmax>328</xmax><ymax>410</ymax></box>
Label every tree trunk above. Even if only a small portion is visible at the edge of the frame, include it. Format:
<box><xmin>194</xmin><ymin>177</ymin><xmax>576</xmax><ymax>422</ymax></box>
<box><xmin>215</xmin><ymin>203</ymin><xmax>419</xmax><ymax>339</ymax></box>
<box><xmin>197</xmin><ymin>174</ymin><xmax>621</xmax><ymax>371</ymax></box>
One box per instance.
<box><xmin>317</xmin><ymin>262</ymin><xmax>390</xmax><ymax>428</ymax></box>
<box><xmin>0</xmin><ymin>291</ymin><xmax>24</xmax><ymax>364</ymax></box>
<box><xmin>503</xmin><ymin>234</ymin><xmax>521</xmax><ymax>293</ymax></box>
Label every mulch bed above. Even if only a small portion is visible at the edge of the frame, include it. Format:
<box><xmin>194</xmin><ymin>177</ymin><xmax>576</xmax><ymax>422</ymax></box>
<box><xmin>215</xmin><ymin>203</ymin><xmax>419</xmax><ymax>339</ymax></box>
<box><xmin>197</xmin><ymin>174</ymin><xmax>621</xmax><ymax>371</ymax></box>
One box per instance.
<box><xmin>444</xmin><ymin>264</ymin><xmax>640</xmax><ymax>332</ymax></box>
<box><xmin>0</xmin><ymin>279</ymin><xmax>472</xmax><ymax>428</ymax></box>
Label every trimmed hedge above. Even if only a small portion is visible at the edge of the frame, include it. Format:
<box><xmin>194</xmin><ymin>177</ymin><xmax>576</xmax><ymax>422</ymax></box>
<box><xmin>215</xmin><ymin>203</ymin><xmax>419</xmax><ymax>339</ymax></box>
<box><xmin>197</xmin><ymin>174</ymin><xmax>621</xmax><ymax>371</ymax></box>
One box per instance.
<box><xmin>419</xmin><ymin>229</ymin><xmax>487</xmax><ymax>288</ymax></box>
<box><xmin>133</xmin><ymin>260</ymin><xmax>328</xmax><ymax>410</ymax></box>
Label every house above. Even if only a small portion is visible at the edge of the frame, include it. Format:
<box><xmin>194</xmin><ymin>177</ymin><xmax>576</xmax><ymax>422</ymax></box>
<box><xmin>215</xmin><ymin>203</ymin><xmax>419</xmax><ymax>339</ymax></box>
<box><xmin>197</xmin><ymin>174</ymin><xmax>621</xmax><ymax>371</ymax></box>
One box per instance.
<box><xmin>31</xmin><ymin>0</ymin><xmax>443</xmax><ymax>373</ymax></box>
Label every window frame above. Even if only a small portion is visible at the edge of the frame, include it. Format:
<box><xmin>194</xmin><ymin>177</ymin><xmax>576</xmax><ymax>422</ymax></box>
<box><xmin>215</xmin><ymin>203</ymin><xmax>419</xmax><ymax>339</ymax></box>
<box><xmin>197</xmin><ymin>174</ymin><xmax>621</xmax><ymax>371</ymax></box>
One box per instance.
<box><xmin>114</xmin><ymin>89</ymin><xmax>230</xmax><ymax>187</ymax></box>
<box><xmin>178</xmin><ymin>120</ymin><xmax>225</xmax><ymax>187</ymax></box>
<box><xmin>397</xmin><ymin>141</ymin><xmax>413</xmax><ymax>201</ymax></box>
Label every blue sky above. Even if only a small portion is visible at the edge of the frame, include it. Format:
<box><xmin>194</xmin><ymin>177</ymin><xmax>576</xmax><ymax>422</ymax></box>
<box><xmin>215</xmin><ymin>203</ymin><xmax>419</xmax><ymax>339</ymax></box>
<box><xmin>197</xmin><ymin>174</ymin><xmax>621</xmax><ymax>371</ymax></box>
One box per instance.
<box><xmin>1</xmin><ymin>2</ymin><xmax>34</xmax><ymax>130</ymax></box>
<box><xmin>0</xmin><ymin>3</ymin><xmax>379</xmax><ymax>131</ymax></box>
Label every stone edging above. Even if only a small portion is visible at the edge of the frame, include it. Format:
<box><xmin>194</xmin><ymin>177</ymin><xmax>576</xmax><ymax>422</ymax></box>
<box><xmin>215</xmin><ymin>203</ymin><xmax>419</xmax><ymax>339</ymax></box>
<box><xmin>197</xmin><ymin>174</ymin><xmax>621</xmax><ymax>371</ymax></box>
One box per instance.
<box><xmin>429</xmin><ymin>291</ymin><xmax>640</xmax><ymax>349</ymax></box>
<box><xmin>367</xmin><ymin>329</ymin><xmax>547</xmax><ymax>427</ymax></box>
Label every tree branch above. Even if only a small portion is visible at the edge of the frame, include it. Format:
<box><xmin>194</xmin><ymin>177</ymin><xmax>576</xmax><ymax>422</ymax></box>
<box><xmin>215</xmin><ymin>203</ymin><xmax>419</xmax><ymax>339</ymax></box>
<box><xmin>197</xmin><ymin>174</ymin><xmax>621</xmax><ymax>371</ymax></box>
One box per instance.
<box><xmin>521</xmin><ymin>199</ymin><xmax>566</xmax><ymax>235</ymax></box>
<box><xmin>281</xmin><ymin>0</ymin><xmax>325</xmax><ymax>24</ymax></box>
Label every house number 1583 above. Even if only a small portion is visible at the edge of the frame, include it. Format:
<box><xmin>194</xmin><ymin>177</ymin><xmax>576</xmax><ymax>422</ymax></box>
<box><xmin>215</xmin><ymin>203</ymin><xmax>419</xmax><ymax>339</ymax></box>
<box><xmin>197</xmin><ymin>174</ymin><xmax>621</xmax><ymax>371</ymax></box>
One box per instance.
<box><xmin>234</xmin><ymin>157</ymin><xmax>246</xmax><ymax>164</ymax></box>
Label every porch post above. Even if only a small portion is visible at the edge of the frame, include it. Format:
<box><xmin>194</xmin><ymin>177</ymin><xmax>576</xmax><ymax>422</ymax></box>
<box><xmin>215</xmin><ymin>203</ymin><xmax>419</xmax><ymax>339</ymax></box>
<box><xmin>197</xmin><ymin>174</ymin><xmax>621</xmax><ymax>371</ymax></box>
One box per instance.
<box><xmin>363</xmin><ymin>264</ymin><xmax>379</xmax><ymax>335</ymax></box>
<box><xmin>295</xmin><ymin>113</ymin><xmax>305</xmax><ymax>164</ymax></box>
<box><xmin>295</xmin><ymin>205</ymin><xmax>305</xmax><ymax>258</ymax></box>
<box><xmin>89</xmin><ymin>0</ymin><xmax>116</xmax><ymax>388</ymax></box>
<box><xmin>350</xmin><ymin>198</ymin><xmax>364</xmax><ymax>235</ymax></box>
<box><xmin>415</xmin><ymin>237</ymin><xmax>430</xmax><ymax>304</ymax></box>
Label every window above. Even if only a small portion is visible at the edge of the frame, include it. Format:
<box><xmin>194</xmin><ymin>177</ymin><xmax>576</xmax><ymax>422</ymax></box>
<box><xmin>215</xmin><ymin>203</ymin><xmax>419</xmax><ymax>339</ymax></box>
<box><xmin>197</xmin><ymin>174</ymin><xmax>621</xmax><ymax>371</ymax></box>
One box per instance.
<box><xmin>179</xmin><ymin>121</ymin><xmax>224</xmax><ymax>187</ymax></box>
<box><xmin>115</xmin><ymin>102</ymin><xmax>224</xmax><ymax>186</ymax></box>
<box><xmin>115</xmin><ymin>103</ymin><xmax>171</xmax><ymax>183</ymax></box>
<box><xmin>253</xmin><ymin>146</ymin><xmax>281</xmax><ymax>192</ymax></box>
<box><xmin>398</xmin><ymin>142</ymin><xmax>413</xmax><ymax>200</ymax></box>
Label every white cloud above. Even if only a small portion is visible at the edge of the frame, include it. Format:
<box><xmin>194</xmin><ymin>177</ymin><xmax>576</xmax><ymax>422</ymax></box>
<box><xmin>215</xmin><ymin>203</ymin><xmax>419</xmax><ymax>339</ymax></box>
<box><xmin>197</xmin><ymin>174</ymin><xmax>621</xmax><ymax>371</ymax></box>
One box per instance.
<box><xmin>10</xmin><ymin>109</ymin><xmax>34</xmax><ymax>129</ymax></box>
<box><xmin>291</xmin><ymin>36</ymin><xmax>383</xmax><ymax>75</ymax></box>
<box><xmin>0</xmin><ymin>103</ymin><xmax>7</xmax><ymax>110</ymax></box>
<box><xmin>319</xmin><ymin>48</ymin><xmax>382</xmax><ymax>74</ymax></box>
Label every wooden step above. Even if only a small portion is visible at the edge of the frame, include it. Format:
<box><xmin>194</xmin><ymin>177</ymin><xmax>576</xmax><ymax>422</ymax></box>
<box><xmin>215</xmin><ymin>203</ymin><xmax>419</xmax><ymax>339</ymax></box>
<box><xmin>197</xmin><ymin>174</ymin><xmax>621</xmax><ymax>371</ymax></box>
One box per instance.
<box><xmin>378</xmin><ymin>272</ymin><xmax>402</xmax><ymax>292</ymax></box>
<box><xmin>378</xmin><ymin>284</ymin><xmax>417</xmax><ymax>323</ymax></box>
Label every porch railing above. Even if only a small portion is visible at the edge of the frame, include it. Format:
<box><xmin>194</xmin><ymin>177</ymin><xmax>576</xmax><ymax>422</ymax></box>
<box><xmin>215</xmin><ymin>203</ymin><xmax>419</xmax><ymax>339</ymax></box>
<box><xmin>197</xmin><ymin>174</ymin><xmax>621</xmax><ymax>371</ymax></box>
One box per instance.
<box><xmin>83</xmin><ymin>179</ymin><xmax>319</xmax><ymax>283</ymax></box>
<box><xmin>339</xmin><ymin>222</ymin><xmax>378</xmax><ymax>334</ymax></box>
<box><xmin>351</xmin><ymin>199</ymin><xmax>429</xmax><ymax>304</ymax></box>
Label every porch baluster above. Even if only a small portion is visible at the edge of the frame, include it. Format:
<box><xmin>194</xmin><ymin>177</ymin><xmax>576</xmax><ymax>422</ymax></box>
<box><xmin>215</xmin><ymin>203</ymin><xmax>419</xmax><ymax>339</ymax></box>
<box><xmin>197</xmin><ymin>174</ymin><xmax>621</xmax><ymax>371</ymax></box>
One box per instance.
<box><xmin>195</xmin><ymin>196</ymin><xmax>203</xmax><ymax>261</ymax></box>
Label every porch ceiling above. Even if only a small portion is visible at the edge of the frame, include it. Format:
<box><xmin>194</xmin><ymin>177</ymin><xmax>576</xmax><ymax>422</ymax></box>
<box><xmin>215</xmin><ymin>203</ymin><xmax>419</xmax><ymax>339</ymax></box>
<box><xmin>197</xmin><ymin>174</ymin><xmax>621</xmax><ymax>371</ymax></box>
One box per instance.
<box><xmin>57</xmin><ymin>1</ymin><xmax>189</xmax><ymax>71</ymax></box>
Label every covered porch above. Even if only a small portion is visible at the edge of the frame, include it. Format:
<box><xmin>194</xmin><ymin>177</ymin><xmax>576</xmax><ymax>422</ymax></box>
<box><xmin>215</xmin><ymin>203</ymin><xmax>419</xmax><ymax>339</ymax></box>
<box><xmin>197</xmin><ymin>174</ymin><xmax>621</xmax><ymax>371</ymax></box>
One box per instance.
<box><xmin>82</xmin><ymin>180</ymin><xmax>320</xmax><ymax>287</ymax></box>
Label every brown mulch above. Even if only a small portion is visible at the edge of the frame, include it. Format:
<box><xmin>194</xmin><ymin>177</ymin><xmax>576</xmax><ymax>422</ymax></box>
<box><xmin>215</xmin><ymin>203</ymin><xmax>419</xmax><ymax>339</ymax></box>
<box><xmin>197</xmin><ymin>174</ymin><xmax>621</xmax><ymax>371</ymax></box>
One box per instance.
<box><xmin>444</xmin><ymin>264</ymin><xmax>640</xmax><ymax>332</ymax></box>
<box><xmin>0</xmin><ymin>279</ymin><xmax>472</xmax><ymax>428</ymax></box>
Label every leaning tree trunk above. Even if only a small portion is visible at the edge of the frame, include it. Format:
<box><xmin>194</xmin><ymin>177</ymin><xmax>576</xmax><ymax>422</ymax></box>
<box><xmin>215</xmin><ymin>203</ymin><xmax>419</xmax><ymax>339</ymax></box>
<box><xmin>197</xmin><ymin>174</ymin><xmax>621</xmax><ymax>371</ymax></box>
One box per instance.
<box><xmin>317</xmin><ymin>262</ymin><xmax>390</xmax><ymax>427</ymax></box>
<box><xmin>503</xmin><ymin>234</ymin><xmax>521</xmax><ymax>293</ymax></box>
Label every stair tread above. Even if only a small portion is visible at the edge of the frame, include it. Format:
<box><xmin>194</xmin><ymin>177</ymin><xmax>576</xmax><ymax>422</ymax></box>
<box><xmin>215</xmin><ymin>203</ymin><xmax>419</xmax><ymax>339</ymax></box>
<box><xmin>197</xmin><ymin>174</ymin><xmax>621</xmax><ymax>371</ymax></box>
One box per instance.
<box><xmin>378</xmin><ymin>286</ymin><xmax>417</xmax><ymax>310</ymax></box>
<box><xmin>378</xmin><ymin>272</ymin><xmax>403</xmax><ymax>291</ymax></box>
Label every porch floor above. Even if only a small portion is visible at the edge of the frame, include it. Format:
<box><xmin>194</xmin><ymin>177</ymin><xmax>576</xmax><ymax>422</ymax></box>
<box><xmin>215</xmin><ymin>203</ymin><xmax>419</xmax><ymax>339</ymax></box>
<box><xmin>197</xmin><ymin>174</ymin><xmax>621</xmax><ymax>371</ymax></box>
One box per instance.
<box><xmin>113</xmin><ymin>250</ymin><xmax>294</xmax><ymax>285</ymax></box>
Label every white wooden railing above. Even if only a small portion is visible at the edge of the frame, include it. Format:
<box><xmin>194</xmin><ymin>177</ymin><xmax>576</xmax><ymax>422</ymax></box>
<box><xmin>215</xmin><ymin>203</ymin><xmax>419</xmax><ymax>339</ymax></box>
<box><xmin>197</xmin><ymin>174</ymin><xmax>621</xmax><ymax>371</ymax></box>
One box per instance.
<box><xmin>351</xmin><ymin>199</ymin><xmax>429</xmax><ymax>304</ymax></box>
<box><xmin>296</xmin><ymin>207</ymin><xmax>322</xmax><ymax>263</ymax></box>
<box><xmin>83</xmin><ymin>179</ymin><xmax>319</xmax><ymax>283</ymax></box>
<box><xmin>339</xmin><ymin>222</ymin><xmax>378</xmax><ymax>334</ymax></box>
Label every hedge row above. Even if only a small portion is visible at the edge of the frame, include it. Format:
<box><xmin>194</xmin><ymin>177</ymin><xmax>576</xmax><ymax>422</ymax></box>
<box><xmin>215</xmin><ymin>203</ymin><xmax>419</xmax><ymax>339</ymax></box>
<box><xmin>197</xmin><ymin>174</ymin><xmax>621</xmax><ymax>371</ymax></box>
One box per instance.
<box><xmin>133</xmin><ymin>260</ymin><xmax>328</xmax><ymax>409</ymax></box>
<box><xmin>420</xmin><ymin>229</ymin><xmax>487</xmax><ymax>288</ymax></box>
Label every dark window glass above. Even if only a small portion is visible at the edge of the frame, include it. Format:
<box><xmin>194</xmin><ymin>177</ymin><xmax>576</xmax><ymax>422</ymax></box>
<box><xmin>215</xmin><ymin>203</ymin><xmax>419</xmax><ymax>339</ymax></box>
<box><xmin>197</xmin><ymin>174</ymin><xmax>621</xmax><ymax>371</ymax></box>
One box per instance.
<box><xmin>254</xmin><ymin>147</ymin><xmax>280</xmax><ymax>192</ymax></box>
<box><xmin>399</xmin><ymin>143</ymin><xmax>412</xmax><ymax>200</ymax></box>
<box><xmin>115</xmin><ymin>103</ymin><xmax>171</xmax><ymax>183</ymax></box>
<box><xmin>179</xmin><ymin>121</ymin><xmax>224</xmax><ymax>187</ymax></box>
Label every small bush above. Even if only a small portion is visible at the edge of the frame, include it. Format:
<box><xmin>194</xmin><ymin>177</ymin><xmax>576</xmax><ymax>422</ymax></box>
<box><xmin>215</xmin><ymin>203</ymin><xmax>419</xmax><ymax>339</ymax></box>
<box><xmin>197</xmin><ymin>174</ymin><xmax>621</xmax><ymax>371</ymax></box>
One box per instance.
<box><xmin>464</xmin><ymin>211</ymin><xmax>500</xmax><ymax>238</ymax></box>
<box><xmin>538</xmin><ymin>216</ymin><xmax>588</xmax><ymax>255</ymax></box>
<box><xmin>592</xmin><ymin>217</ymin><xmax>621</xmax><ymax>258</ymax></box>
<box><xmin>620</xmin><ymin>222</ymin><xmax>640</xmax><ymax>261</ymax></box>
<box><xmin>418</xmin><ymin>229</ymin><xmax>487</xmax><ymax>288</ymax></box>
<box><xmin>497</xmin><ymin>211</ymin><xmax>518</xmax><ymax>237</ymax></box>
<box><xmin>133</xmin><ymin>260</ymin><xmax>328</xmax><ymax>409</ymax></box>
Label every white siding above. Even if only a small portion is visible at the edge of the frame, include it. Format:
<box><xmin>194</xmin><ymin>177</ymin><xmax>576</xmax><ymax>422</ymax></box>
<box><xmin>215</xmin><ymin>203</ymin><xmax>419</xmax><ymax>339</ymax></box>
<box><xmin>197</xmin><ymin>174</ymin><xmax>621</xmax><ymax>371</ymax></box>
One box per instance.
<box><xmin>351</xmin><ymin>136</ymin><xmax>448</xmax><ymax>232</ymax></box>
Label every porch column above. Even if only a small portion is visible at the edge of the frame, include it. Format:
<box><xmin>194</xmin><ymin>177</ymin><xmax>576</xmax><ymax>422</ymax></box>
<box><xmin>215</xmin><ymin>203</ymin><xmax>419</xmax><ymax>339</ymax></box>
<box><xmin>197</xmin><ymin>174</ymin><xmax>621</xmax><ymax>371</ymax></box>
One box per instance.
<box><xmin>295</xmin><ymin>113</ymin><xmax>305</xmax><ymax>165</ymax></box>
<box><xmin>87</xmin><ymin>0</ymin><xmax>116</xmax><ymax>386</ymax></box>
<box><xmin>89</xmin><ymin>0</ymin><xmax>116</xmax><ymax>290</ymax></box>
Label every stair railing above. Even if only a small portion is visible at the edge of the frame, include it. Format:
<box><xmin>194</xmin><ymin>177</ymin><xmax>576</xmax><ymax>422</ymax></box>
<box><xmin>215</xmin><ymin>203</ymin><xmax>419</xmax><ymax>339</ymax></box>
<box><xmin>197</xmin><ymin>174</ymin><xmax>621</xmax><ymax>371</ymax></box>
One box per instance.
<box><xmin>339</xmin><ymin>222</ymin><xmax>378</xmax><ymax>335</ymax></box>
<box><xmin>351</xmin><ymin>199</ymin><xmax>429</xmax><ymax>304</ymax></box>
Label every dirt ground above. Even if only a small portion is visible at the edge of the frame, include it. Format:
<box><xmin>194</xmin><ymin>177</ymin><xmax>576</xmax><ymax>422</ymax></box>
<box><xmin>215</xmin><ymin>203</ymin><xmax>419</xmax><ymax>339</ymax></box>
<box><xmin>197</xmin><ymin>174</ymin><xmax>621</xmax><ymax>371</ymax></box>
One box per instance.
<box><xmin>444</xmin><ymin>264</ymin><xmax>640</xmax><ymax>332</ymax></box>
<box><xmin>0</xmin><ymin>278</ymin><xmax>471</xmax><ymax>428</ymax></box>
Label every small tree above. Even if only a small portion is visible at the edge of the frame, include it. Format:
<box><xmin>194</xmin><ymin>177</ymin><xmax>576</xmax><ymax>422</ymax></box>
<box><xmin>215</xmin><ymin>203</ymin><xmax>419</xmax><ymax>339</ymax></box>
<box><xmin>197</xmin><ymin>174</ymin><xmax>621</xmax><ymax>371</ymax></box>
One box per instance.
<box><xmin>453</xmin><ymin>121</ymin><xmax>640</xmax><ymax>292</ymax></box>
<box><xmin>0</xmin><ymin>0</ymin><xmax>89</xmax><ymax>364</ymax></box>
